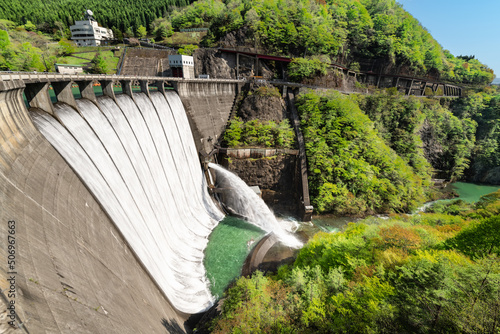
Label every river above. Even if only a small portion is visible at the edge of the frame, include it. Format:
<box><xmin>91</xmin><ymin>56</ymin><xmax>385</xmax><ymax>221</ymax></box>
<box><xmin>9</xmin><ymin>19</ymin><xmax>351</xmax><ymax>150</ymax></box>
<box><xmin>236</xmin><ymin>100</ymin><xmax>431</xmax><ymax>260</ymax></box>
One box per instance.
<box><xmin>203</xmin><ymin>182</ymin><xmax>500</xmax><ymax>300</ymax></box>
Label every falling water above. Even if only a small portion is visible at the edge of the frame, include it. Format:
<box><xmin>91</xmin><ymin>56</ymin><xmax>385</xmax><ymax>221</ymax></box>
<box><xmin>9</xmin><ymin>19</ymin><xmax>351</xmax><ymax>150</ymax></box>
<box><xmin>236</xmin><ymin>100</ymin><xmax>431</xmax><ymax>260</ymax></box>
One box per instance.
<box><xmin>208</xmin><ymin>163</ymin><xmax>302</xmax><ymax>248</ymax></box>
<box><xmin>31</xmin><ymin>91</ymin><xmax>224</xmax><ymax>314</ymax></box>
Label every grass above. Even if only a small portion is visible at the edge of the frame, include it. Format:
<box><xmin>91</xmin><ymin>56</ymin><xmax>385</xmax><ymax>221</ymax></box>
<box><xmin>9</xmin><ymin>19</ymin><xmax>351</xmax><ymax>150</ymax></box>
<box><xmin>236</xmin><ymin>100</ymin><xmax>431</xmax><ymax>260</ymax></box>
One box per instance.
<box><xmin>59</xmin><ymin>50</ymin><xmax>121</xmax><ymax>74</ymax></box>
<box><xmin>161</xmin><ymin>31</ymin><xmax>206</xmax><ymax>46</ymax></box>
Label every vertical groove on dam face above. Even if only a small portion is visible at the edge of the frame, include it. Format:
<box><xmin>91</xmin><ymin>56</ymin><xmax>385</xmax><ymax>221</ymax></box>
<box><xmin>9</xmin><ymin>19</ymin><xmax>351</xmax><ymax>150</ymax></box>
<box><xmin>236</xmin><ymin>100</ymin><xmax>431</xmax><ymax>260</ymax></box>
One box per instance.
<box><xmin>31</xmin><ymin>91</ymin><xmax>224</xmax><ymax>314</ymax></box>
<box><xmin>1</xmin><ymin>80</ymin><xmax>187</xmax><ymax>332</ymax></box>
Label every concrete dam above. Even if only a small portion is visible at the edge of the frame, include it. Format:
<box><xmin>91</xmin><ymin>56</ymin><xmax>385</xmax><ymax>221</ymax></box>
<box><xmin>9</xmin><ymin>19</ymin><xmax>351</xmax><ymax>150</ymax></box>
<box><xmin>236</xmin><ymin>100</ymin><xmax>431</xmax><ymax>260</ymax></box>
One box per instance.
<box><xmin>0</xmin><ymin>74</ymin><xmax>248</xmax><ymax>332</ymax></box>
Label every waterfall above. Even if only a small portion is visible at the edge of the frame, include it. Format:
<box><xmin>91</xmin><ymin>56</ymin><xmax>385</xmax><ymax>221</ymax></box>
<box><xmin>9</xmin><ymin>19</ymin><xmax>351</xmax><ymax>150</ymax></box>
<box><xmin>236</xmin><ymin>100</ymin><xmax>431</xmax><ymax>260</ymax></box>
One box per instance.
<box><xmin>208</xmin><ymin>163</ymin><xmax>302</xmax><ymax>248</ymax></box>
<box><xmin>30</xmin><ymin>91</ymin><xmax>224</xmax><ymax>314</ymax></box>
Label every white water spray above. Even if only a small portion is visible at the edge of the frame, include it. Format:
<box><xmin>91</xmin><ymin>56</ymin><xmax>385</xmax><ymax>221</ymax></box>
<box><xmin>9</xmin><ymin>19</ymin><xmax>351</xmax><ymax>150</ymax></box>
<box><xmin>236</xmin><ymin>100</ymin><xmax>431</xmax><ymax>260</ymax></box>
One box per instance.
<box><xmin>31</xmin><ymin>92</ymin><xmax>224</xmax><ymax>313</ymax></box>
<box><xmin>208</xmin><ymin>163</ymin><xmax>302</xmax><ymax>248</ymax></box>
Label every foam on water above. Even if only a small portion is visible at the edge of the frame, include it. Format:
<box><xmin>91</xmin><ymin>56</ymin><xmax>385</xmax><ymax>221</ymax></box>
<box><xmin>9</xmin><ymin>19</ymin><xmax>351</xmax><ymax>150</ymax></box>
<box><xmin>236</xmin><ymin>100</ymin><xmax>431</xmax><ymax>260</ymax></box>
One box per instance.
<box><xmin>31</xmin><ymin>90</ymin><xmax>302</xmax><ymax>312</ymax></box>
<box><xmin>208</xmin><ymin>163</ymin><xmax>302</xmax><ymax>248</ymax></box>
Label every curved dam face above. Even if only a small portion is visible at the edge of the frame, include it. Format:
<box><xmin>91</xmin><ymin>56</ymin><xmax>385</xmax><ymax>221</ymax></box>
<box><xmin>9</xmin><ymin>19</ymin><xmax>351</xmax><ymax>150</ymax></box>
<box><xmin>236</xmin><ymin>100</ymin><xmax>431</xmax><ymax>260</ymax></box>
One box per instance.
<box><xmin>32</xmin><ymin>91</ymin><xmax>224</xmax><ymax>313</ymax></box>
<box><xmin>0</xmin><ymin>79</ymin><xmax>225</xmax><ymax>332</ymax></box>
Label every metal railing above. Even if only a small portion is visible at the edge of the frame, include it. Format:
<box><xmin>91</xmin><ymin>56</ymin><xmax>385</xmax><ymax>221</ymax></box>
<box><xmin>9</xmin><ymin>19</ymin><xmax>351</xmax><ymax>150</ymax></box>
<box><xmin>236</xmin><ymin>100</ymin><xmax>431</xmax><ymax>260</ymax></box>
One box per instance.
<box><xmin>0</xmin><ymin>71</ymin><xmax>245</xmax><ymax>84</ymax></box>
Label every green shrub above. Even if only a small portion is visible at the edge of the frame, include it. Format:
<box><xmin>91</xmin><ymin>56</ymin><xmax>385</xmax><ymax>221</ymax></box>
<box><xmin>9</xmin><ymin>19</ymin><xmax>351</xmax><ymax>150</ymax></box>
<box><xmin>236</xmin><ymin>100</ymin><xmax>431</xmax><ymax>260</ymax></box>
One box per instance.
<box><xmin>212</xmin><ymin>210</ymin><xmax>500</xmax><ymax>333</ymax></box>
<box><xmin>178</xmin><ymin>44</ymin><xmax>198</xmax><ymax>56</ymax></box>
<box><xmin>288</xmin><ymin>57</ymin><xmax>328</xmax><ymax>82</ymax></box>
<box><xmin>445</xmin><ymin>216</ymin><xmax>500</xmax><ymax>259</ymax></box>
<box><xmin>224</xmin><ymin>118</ymin><xmax>295</xmax><ymax>149</ymax></box>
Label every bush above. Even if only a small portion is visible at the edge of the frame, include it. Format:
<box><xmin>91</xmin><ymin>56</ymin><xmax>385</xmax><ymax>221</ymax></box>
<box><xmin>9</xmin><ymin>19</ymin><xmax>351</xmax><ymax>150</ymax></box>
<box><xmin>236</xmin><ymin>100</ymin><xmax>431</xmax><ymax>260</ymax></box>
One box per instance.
<box><xmin>445</xmin><ymin>216</ymin><xmax>500</xmax><ymax>259</ymax></box>
<box><xmin>87</xmin><ymin>52</ymin><xmax>107</xmax><ymax>74</ymax></box>
<box><xmin>57</xmin><ymin>38</ymin><xmax>76</xmax><ymax>56</ymax></box>
<box><xmin>178</xmin><ymin>44</ymin><xmax>198</xmax><ymax>56</ymax></box>
<box><xmin>224</xmin><ymin>118</ymin><xmax>295</xmax><ymax>149</ymax></box>
<box><xmin>288</xmin><ymin>57</ymin><xmax>328</xmax><ymax>82</ymax></box>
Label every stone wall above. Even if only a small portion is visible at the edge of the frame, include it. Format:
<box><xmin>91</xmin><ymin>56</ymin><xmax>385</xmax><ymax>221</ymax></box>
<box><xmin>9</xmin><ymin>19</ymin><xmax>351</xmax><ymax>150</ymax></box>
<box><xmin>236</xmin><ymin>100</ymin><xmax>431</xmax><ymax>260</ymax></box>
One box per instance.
<box><xmin>193</xmin><ymin>49</ymin><xmax>236</xmax><ymax>79</ymax></box>
<box><xmin>0</xmin><ymin>81</ymin><xmax>187</xmax><ymax>333</ymax></box>
<box><xmin>219</xmin><ymin>149</ymin><xmax>300</xmax><ymax>215</ymax></box>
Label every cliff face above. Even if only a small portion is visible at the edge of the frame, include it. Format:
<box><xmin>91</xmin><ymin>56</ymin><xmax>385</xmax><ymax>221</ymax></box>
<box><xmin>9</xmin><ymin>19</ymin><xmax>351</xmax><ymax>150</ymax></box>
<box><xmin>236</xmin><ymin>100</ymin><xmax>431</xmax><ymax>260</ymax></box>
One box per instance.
<box><xmin>220</xmin><ymin>83</ymin><xmax>300</xmax><ymax>215</ymax></box>
<box><xmin>221</xmin><ymin>150</ymin><xmax>300</xmax><ymax>215</ymax></box>
<box><xmin>193</xmin><ymin>49</ymin><xmax>236</xmax><ymax>79</ymax></box>
<box><xmin>237</xmin><ymin>85</ymin><xmax>287</xmax><ymax>122</ymax></box>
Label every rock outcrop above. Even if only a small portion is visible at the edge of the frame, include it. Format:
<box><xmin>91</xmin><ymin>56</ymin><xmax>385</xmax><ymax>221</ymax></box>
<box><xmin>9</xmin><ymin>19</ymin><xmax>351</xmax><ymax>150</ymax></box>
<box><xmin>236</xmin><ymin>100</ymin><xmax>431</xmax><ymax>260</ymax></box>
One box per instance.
<box><xmin>193</xmin><ymin>49</ymin><xmax>235</xmax><ymax>79</ymax></box>
<box><xmin>237</xmin><ymin>84</ymin><xmax>287</xmax><ymax>122</ymax></box>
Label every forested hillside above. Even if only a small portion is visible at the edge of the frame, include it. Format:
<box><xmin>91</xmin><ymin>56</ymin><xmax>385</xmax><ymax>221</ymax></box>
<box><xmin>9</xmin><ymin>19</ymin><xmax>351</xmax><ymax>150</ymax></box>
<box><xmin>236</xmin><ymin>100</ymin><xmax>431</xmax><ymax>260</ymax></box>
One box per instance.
<box><xmin>209</xmin><ymin>192</ymin><xmax>500</xmax><ymax>333</ymax></box>
<box><xmin>292</xmin><ymin>88</ymin><xmax>500</xmax><ymax>216</ymax></box>
<box><xmin>296</xmin><ymin>90</ymin><xmax>428</xmax><ymax>215</ymax></box>
<box><xmin>156</xmin><ymin>0</ymin><xmax>494</xmax><ymax>85</ymax></box>
<box><xmin>0</xmin><ymin>0</ymin><xmax>190</xmax><ymax>35</ymax></box>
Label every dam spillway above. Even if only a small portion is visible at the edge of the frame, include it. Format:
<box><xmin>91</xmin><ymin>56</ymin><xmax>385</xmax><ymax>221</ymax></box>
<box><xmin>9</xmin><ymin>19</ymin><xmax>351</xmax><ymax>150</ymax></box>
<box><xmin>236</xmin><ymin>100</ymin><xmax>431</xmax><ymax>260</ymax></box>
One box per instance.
<box><xmin>31</xmin><ymin>90</ymin><xmax>224</xmax><ymax>314</ymax></box>
<box><xmin>0</xmin><ymin>76</ymin><xmax>243</xmax><ymax>332</ymax></box>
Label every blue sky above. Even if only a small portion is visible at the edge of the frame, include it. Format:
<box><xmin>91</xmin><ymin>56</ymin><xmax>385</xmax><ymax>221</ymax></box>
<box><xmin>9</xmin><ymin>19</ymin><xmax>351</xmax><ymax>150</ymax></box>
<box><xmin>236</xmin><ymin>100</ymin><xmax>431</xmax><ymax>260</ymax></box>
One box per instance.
<box><xmin>397</xmin><ymin>0</ymin><xmax>499</xmax><ymax>83</ymax></box>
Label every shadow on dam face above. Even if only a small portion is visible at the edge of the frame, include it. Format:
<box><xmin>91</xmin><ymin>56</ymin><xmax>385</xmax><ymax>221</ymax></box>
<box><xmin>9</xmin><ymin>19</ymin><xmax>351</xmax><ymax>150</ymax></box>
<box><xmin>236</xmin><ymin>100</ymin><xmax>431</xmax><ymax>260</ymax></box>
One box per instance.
<box><xmin>0</xmin><ymin>79</ymin><xmax>227</xmax><ymax>332</ymax></box>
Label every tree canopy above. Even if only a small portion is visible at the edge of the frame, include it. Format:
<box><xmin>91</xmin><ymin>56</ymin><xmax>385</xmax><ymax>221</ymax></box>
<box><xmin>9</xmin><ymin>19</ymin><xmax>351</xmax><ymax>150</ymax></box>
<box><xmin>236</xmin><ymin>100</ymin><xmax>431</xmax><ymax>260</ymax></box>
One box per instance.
<box><xmin>166</xmin><ymin>0</ymin><xmax>494</xmax><ymax>85</ymax></box>
<box><xmin>210</xmin><ymin>192</ymin><xmax>500</xmax><ymax>333</ymax></box>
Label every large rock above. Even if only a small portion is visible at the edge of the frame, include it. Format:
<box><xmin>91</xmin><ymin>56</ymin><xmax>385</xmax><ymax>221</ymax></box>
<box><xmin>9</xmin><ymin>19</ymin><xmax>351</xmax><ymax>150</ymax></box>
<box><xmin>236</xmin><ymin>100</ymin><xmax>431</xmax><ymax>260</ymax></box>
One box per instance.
<box><xmin>237</xmin><ymin>84</ymin><xmax>286</xmax><ymax>122</ymax></box>
<box><xmin>223</xmin><ymin>152</ymin><xmax>300</xmax><ymax>215</ymax></box>
<box><xmin>194</xmin><ymin>49</ymin><xmax>235</xmax><ymax>79</ymax></box>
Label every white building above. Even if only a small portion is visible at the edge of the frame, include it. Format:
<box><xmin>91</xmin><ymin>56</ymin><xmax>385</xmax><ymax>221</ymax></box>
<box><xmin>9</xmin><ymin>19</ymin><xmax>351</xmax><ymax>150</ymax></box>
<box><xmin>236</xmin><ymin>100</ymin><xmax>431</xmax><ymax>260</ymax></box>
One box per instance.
<box><xmin>168</xmin><ymin>55</ymin><xmax>195</xmax><ymax>79</ymax></box>
<box><xmin>55</xmin><ymin>64</ymin><xmax>84</xmax><ymax>74</ymax></box>
<box><xmin>70</xmin><ymin>10</ymin><xmax>113</xmax><ymax>47</ymax></box>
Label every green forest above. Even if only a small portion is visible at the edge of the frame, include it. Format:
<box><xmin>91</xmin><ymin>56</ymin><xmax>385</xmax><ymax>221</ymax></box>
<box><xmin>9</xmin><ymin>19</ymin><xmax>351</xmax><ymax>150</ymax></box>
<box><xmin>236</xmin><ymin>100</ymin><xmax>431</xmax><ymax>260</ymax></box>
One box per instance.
<box><xmin>295</xmin><ymin>88</ymin><xmax>500</xmax><ymax>216</ymax></box>
<box><xmin>208</xmin><ymin>192</ymin><xmax>500</xmax><ymax>333</ymax></box>
<box><xmin>0</xmin><ymin>0</ymin><xmax>191</xmax><ymax>35</ymax></box>
<box><xmin>1</xmin><ymin>0</ymin><xmax>494</xmax><ymax>85</ymax></box>
<box><xmin>155</xmin><ymin>0</ymin><xmax>494</xmax><ymax>85</ymax></box>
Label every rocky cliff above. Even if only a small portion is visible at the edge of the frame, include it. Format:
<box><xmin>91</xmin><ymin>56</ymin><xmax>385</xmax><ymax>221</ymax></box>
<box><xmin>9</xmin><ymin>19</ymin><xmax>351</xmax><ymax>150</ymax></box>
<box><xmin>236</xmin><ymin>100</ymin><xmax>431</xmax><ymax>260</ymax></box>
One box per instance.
<box><xmin>193</xmin><ymin>49</ymin><xmax>236</xmax><ymax>79</ymax></box>
<box><xmin>219</xmin><ymin>83</ymin><xmax>301</xmax><ymax>215</ymax></box>
<box><xmin>220</xmin><ymin>150</ymin><xmax>300</xmax><ymax>215</ymax></box>
<box><xmin>237</xmin><ymin>84</ymin><xmax>287</xmax><ymax>122</ymax></box>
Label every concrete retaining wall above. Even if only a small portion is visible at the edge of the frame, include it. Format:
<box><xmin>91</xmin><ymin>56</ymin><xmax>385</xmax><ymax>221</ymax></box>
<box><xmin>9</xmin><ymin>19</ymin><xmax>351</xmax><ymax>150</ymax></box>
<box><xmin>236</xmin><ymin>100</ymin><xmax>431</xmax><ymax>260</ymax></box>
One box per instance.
<box><xmin>120</xmin><ymin>48</ymin><xmax>176</xmax><ymax>77</ymax></box>
<box><xmin>174</xmin><ymin>81</ymin><xmax>242</xmax><ymax>154</ymax></box>
<box><xmin>287</xmin><ymin>92</ymin><xmax>313</xmax><ymax>221</ymax></box>
<box><xmin>220</xmin><ymin>149</ymin><xmax>300</xmax><ymax>215</ymax></box>
<box><xmin>0</xmin><ymin>81</ymin><xmax>187</xmax><ymax>333</ymax></box>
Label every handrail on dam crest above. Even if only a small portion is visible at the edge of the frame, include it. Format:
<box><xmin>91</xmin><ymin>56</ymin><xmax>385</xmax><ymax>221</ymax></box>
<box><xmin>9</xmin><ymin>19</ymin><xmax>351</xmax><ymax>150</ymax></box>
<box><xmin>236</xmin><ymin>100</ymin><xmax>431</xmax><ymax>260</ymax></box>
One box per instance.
<box><xmin>0</xmin><ymin>71</ymin><xmax>245</xmax><ymax>84</ymax></box>
<box><xmin>0</xmin><ymin>72</ymin><xmax>245</xmax><ymax>116</ymax></box>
